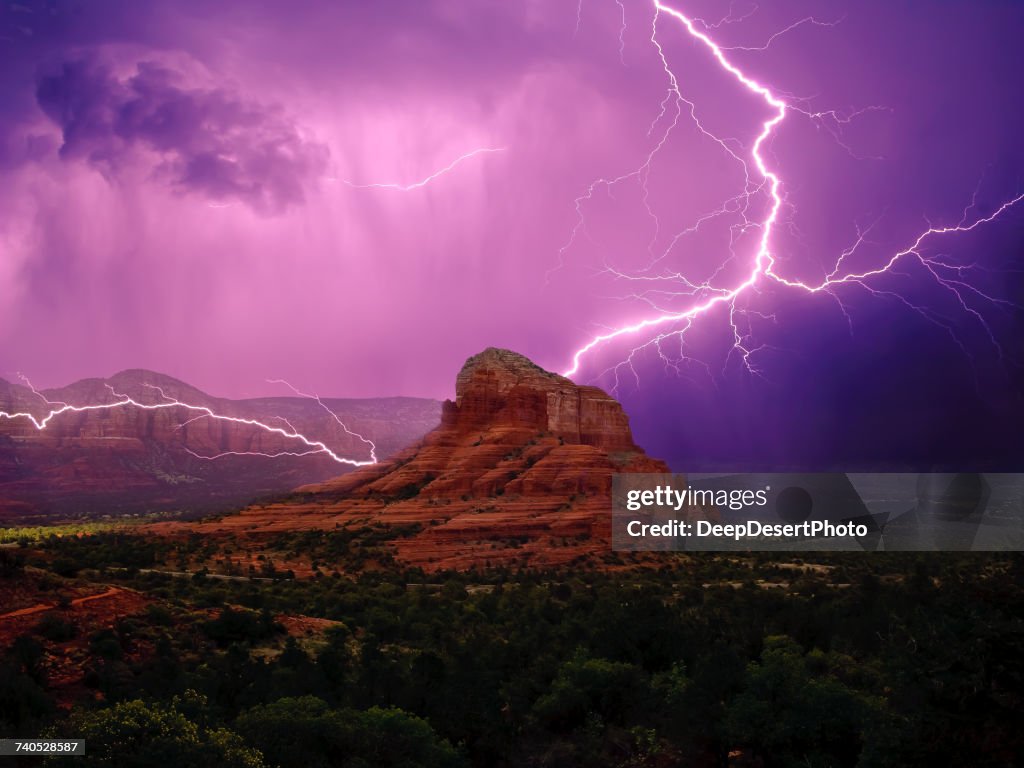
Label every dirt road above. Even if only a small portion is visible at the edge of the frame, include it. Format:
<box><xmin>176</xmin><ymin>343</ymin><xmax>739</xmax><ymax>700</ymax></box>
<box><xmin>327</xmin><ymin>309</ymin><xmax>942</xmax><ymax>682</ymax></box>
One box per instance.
<box><xmin>0</xmin><ymin>587</ymin><xmax>122</xmax><ymax>621</ymax></box>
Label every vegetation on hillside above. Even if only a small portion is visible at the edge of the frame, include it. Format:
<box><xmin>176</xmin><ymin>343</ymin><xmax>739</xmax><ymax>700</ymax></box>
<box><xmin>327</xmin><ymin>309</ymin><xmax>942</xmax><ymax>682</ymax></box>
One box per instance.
<box><xmin>1</xmin><ymin>533</ymin><xmax>1021</xmax><ymax>767</ymax></box>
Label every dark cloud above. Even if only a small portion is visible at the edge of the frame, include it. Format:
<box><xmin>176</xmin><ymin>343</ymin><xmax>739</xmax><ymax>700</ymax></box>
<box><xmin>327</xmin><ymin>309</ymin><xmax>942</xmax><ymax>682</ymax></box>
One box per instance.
<box><xmin>35</xmin><ymin>55</ymin><xmax>328</xmax><ymax>214</ymax></box>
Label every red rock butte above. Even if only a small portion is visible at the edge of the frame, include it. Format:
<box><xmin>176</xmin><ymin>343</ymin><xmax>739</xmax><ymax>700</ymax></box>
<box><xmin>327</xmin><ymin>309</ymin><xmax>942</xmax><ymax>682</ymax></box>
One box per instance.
<box><xmin>163</xmin><ymin>348</ymin><xmax>669</xmax><ymax>570</ymax></box>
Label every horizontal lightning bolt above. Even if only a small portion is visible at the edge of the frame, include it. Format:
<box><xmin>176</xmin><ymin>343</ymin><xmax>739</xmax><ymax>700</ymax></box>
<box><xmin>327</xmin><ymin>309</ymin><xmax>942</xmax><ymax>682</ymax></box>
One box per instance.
<box><xmin>0</xmin><ymin>381</ymin><xmax>376</xmax><ymax>467</ymax></box>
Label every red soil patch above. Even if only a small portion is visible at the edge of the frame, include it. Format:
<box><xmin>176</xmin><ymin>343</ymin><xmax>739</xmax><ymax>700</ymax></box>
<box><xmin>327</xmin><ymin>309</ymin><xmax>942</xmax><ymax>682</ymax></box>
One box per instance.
<box><xmin>276</xmin><ymin>614</ymin><xmax>343</xmax><ymax>638</ymax></box>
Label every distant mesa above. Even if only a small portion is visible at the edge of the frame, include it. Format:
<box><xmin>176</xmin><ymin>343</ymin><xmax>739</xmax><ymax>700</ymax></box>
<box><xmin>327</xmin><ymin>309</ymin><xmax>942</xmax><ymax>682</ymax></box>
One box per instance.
<box><xmin>0</xmin><ymin>370</ymin><xmax>441</xmax><ymax>520</ymax></box>
<box><xmin>169</xmin><ymin>348</ymin><xmax>669</xmax><ymax>570</ymax></box>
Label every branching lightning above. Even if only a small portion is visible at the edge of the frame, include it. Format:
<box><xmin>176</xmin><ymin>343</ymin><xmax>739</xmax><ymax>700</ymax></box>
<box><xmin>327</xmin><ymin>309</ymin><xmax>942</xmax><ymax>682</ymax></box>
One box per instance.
<box><xmin>561</xmin><ymin>0</ymin><xmax>1024</xmax><ymax>383</ymax></box>
<box><xmin>717</xmin><ymin>14</ymin><xmax>846</xmax><ymax>52</ymax></box>
<box><xmin>267</xmin><ymin>378</ymin><xmax>377</xmax><ymax>462</ymax></box>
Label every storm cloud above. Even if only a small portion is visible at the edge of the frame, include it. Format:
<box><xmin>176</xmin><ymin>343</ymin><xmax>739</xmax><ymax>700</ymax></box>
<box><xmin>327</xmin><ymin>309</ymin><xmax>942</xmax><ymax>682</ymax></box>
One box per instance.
<box><xmin>36</xmin><ymin>55</ymin><xmax>328</xmax><ymax>214</ymax></box>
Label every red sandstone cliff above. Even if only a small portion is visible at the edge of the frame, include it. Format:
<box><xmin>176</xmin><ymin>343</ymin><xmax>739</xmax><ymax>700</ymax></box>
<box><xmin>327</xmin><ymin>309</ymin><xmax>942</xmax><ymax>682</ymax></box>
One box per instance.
<box><xmin>179</xmin><ymin>348</ymin><xmax>668</xmax><ymax>570</ymax></box>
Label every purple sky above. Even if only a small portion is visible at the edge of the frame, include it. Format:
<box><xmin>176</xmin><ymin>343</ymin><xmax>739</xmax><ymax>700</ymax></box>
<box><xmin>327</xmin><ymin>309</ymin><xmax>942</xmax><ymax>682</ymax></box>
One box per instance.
<box><xmin>2</xmin><ymin>0</ymin><xmax>1023</xmax><ymax>468</ymax></box>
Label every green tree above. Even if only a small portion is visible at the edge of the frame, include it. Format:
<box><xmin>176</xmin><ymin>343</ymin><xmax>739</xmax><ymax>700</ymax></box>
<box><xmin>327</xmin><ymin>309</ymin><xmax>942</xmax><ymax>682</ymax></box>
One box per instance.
<box><xmin>0</xmin><ymin>660</ymin><xmax>54</xmax><ymax>737</ymax></box>
<box><xmin>725</xmin><ymin>636</ymin><xmax>882</xmax><ymax>768</ymax></box>
<box><xmin>235</xmin><ymin>695</ymin><xmax>463</xmax><ymax>768</ymax></box>
<box><xmin>532</xmin><ymin>652</ymin><xmax>648</xmax><ymax>731</ymax></box>
<box><xmin>46</xmin><ymin>696</ymin><xmax>264</xmax><ymax>768</ymax></box>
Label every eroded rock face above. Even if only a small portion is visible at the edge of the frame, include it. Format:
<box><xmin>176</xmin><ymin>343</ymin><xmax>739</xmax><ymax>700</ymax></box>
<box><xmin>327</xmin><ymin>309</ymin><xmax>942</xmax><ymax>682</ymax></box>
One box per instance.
<box><xmin>170</xmin><ymin>349</ymin><xmax>670</xmax><ymax>570</ymax></box>
<box><xmin>450</xmin><ymin>348</ymin><xmax>636</xmax><ymax>451</ymax></box>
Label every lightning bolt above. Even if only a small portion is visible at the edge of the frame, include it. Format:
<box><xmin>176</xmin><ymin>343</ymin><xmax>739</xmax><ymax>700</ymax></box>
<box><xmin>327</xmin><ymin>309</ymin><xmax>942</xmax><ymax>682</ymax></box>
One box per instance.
<box><xmin>561</xmin><ymin>0</ymin><xmax>1024</xmax><ymax>381</ymax></box>
<box><xmin>266</xmin><ymin>378</ymin><xmax>377</xmax><ymax>462</ymax></box>
<box><xmin>717</xmin><ymin>14</ymin><xmax>846</xmax><ymax>52</ymax></box>
<box><xmin>692</xmin><ymin>1</ymin><xmax>758</xmax><ymax>30</ymax></box>
<box><xmin>0</xmin><ymin>381</ymin><xmax>376</xmax><ymax>467</ymax></box>
<box><xmin>335</xmin><ymin>146</ymin><xmax>506</xmax><ymax>191</ymax></box>
<box><xmin>15</xmin><ymin>373</ymin><xmax>68</xmax><ymax>409</ymax></box>
<box><xmin>615</xmin><ymin>0</ymin><xmax>628</xmax><ymax>64</ymax></box>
